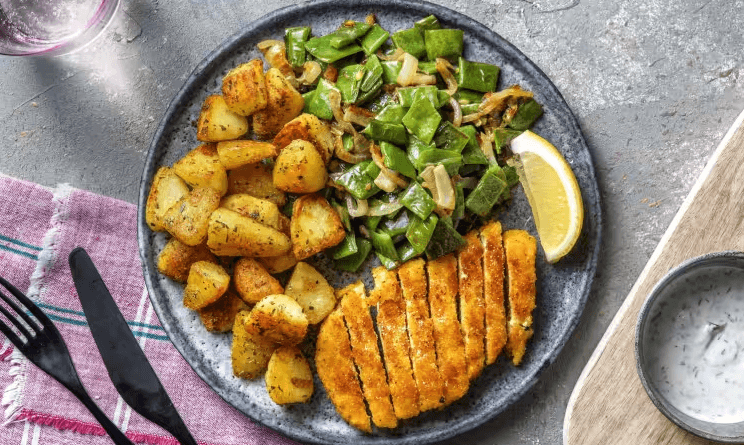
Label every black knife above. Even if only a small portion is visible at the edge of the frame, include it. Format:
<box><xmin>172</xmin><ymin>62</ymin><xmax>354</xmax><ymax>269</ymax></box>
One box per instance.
<box><xmin>69</xmin><ymin>247</ymin><xmax>197</xmax><ymax>445</ymax></box>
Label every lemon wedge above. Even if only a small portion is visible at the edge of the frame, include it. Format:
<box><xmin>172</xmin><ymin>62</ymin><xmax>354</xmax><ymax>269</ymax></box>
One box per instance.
<box><xmin>509</xmin><ymin>130</ymin><xmax>583</xmax><ymax>263</ymax></box>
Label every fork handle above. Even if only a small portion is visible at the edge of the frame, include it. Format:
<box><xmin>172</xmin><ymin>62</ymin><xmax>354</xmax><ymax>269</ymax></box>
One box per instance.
<box><xmin>66</xmin><ymin>383</ymin><xmax>135</xmax><ymax>445</ymax></box>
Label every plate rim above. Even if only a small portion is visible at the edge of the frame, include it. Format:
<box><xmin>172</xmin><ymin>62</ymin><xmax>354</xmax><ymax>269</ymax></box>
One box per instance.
<box><xmin>137</xmin><ymin>1</ymin><xmax>603</xmax><ymax>443</ymax></box>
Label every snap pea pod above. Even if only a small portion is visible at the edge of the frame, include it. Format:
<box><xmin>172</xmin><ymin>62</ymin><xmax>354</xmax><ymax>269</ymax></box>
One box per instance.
<box><xmin>305</xmin><ymin>34</ymin><xmax>363</xmax><ymax>63</ymax></box>
<box><xmin>376</xmin><ymin>252</ymin><xmax>400</xmax><ymax>270</ymax></box>
<box><xmin>380</xmin><ymin>142</ymin><xmax>417</xmax><ymax>179</ymax></box>
<box><xmin>380</xmin><ymin>210</ymin><xmax>411</xmax><ymax>238</ymax></box>
<box><xmin>417</xmin><ymin>61</ymin><xmax>438</xmax><ymax>74</ymax></box>
<box><xmin>414</xmin><ymin>149</ymin><xmax>463</xmax><ymax>176</ymax></box>
<box><xmin>424</xmin><ymin>217</ymin><xmax>466</xmax><ymax>259</ymax></box>
<box><xmin>376</xmin><ymin>103</ymin><xmax>407</xmax><ymax>124</ymax></box>
<box><xmin>285</xmin><ymin>26</ymin><xmax>311</xmax><ymax>68</ymax></box>
<box><xmin>493</xmin><ymin>128</ymin><xmax>524</xmax><ymax>153</ymax></box>
<box><xmin>330</xmin><ymin>21</ymin><xmax>371</xmax><ymax>48</ymax></box>
<box><xmin>406</xmin><ymin>135</ymin><xmax>436</xmax><ymax>167</ymax></box>
<box><xmin>433</xmin><ymin>121</ymin><xmax>470</xmax><ymax>153</ymax></box>
<box><xmin>454</xmin><ymin>89</ymin><xmax>484</xmax><ymax>104</ymax></box>
<box><xmin>402</xmin><ymin>94</ymin><xmax>442</xmax><ymax>144</ymax></box>
<box><xmin>332</xmin><ymin>232</ymin><xmax>359</xmax><ymax>259</ymax></box>
<box><xmin>397</xmin><ymin>85</ymin><xmax>440</xmax><ymax>108</ymax></box>
<box><xmin>414</xmin><ymin>14</ymin><xmax>441</xmax><ymax>33</ymax></box>
<box><xmin>362</xmin><ymin>120</ymin><xmax>408</xmax><ymax>145</ymax></box>
<box><xmin>304</xmin><ymin>78</ymin><xmax>338</xmax><ymax>120</ymax></box>
<box><xmin>396</xmin><ymin>242</ymin><xmax>420</xmax><ymax>263</ymax></box>
<box><xmin>465</xmin><ymin>164</ymin><xmax>508</xmax><ymax>216</ymax></box>
<box><xmin>457</xmin><ymin>57</ymin><xmax>500</xmax><ymax>93</ymax></box>
<box><xmin>370</xmin><ymin>230</ymin><xmax>399</xmax><ymax>262</ymax></box>
<box><xmin>361</xmin><ymin>24</ymin><xmax>390</xmax><ymax>55</ymax></box>
<box><xmin>391</xmin><ymin>27</ymin><xmax>426</xmax><ymax>59</ymax></box>
<box><xmin>334</xmin><ymin>159</ymin><xmax>381</xmax><ymax>200</ymax></box>
<box><xmin>459</xmin><ymin>125</ymin><xmax>489</xmax><ymax>165</ymax></box>
<box><xmin>452</xmin><ymin>181</ymin><xmax>466</xmax><ymax>220</ymax></box>
<box><xmin>405</xmin><ymin>213</ymin><xmax>438</xmax><ymax>253</ymax></box>
<box><xmin>381</xmin><ymin>61</ymin><xmax>401</xmax><ymax>84</ymax></box>
<box><xmin>508</xmin><ymin>99</ymin><xmax>543</xmax><ymax>130</ymax></box>
<box><xmin>336</xmin><ymin>64</ymin><xmax>365</xmax><ymax>103</ymax></box>
<box><xmin>335</xmin><ymin>238</ymin><xmax>372</xmax><ymax>272</ymax></box>
<box><xmin>360</xmin><ymin>54</ymin><xmax>383</xmax><ymax>92</ymax></box>
<box><xmin>400</xmin><ymin>181</ymin><xmax>436</xmax><ymax>219</ymax></box>
<box><xmin>424</xmin><ymin>29</ymin><xmax>464</xmax><ymax>60</ymax></box>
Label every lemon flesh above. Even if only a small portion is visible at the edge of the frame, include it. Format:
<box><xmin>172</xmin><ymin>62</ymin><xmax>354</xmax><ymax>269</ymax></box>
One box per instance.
<box><xmin>509</xmin><ymin>130</ymin><xmax>583</xmax><ymax>263</ymax></box>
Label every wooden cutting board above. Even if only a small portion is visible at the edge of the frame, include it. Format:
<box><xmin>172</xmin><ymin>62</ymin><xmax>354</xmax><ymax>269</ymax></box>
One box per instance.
<box><xmin>563</xmin><ymin>108</ymin><xmax>744</xmax><ymax>445</ymax></box>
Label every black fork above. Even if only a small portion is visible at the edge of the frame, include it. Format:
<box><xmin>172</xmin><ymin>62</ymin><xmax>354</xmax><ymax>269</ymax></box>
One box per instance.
<box><xmin>0</xmin><ymin>276</ymin><xmax>134</xmax><ymax>445</ymax></box>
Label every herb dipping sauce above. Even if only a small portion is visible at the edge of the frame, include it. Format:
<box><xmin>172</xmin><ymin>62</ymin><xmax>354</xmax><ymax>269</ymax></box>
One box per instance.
<box><xmin>642</xmin><ymin>264</ymin><xmax>744</xmax><ymax>424</ymax></box>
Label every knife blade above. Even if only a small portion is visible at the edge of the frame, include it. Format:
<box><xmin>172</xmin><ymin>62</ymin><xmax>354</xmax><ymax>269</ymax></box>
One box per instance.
<box><xmin>69</xmin><ymin>247</ymin><xmax>197</xmax><ymax>445</ymax></box>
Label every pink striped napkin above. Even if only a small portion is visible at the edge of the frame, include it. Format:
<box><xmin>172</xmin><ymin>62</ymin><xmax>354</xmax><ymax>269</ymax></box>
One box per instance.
<box><xmin>0</xmin><ymin>175</ymin><xmax>298</xmax><ymax>445</ymax></box>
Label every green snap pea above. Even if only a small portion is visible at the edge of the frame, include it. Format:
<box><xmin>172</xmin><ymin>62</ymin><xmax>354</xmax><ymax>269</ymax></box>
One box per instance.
<box><xmin>493</xmin><ymin>128</ymin><xmax>524</xmax><ymax>154</ymax></box>
<box><xmin>285</xmin><ymin>26</ymin><xmax>311</xmax><ymax>68</ymax></box>
<box><xmin>414</xmin><ymin>15</ymin><xmax>441</xmax><ymax>34</ymax></box>
<box><xmin>332</xmin><ymin>232</ymin><xmax>359</xmax><ymax>259</ymax></box>
<box><xmin>305</xmin><ymin>34</ymin><xmax>363</xmax><ymax>63</ymax></box>
<box><xmin>336</xmin><ymin>64</ymin><xmax>365</xmax><ymax>103</ymax></box>
<box><xmin>335</xmin><ymin>238</ymin><xmax>372</xmax><ymax>272</ymax></box>
<box><xmin>405</xmin><ymin>213</ymin><xmax>438</xmax><ymax>253</ymax></box>
<box><xmin>417</xmin><ymin>61</ymin><xmax>438</xmax><ymax>74</ymax></box>
<box><xmin>360</xmin><ymin>54</ymin><xmax>383</xmax><ymax>92</ymax></box>
<box><xmin>376</xmin><ymin>252</ymin><xmax>400</xmax><ymax>270</ymax></box>
<box><xmin>330</xmin><ymin>21</ymin><xmax>371</xmax><ymax>49</ymax></box>
<box><xmin>362</xmin><ymin>120</ymin><xmax>408</xmax><ymax>145</ymax></box>
<box><xmin>457</xmin><ymin>57</ymin><xmax>500</xmax><ymax>93</ymax></box>
<box><xmin>396</xmin><ymin>242</ymin><xmax>420</xmax><ymax>263</ymax></box>
<box><xmin>397</xmin><ymin>85</ymin><xmax>440</xmax><ymax>108</ymax></box>
<box><xmin>304</xmin><ymin>78</ymin><xmax>339</xmax><ymax>120</ymax></box>
<box><xmin>452</xmin><ymin>181</ymin><xmax>466</xmax><ymax>220</ymax></box>
<box><xmin>392</xmin><ymin>27</ymin><xmax>426</xmax><ymax>59</ymax></box>
<box><xmin>400</xmin><ymin>181</ymin><xmax>436</xmax><ymax>219</ymax></box>
<box><xmin>380</xmin><ymin>141</ymin><xmax>417</xmax><ymax>179</ymax></box>
<box><xmin>454</xmin><ymin>89</ymin><xmax>484</xmax><ymax>104</ymax></box>
<box><xmin>433</xmin><ymin>121</ymin><xmax>470</xmax><ymax>152</ymax></box>
<box><xmin>370</xmin><ymin>230</ymin><xmax>399</xmax><ymax>262</ymax></box>
<box><xmin>381</xmin><ymin>210</ymin><xmax>411</xmax><ymax>238</ymax></box>
<box><xmin>459</xmin><ymin>125</ymin><xmax>489</xmax><ymax>165</ymax></box>
<box><xmin>334</xmin><ymin>159</ymin><xmax>381</xmax><ymax>200</ymax></box>
<box><xmin>376</xmin><ymin>103</ymin><xmax>408</xmax><ymax>124</ymax></box>
<box><xmin>424</xmin><ymin>217</ymin><xmax>466</xmax><ymax>259</ymax></box>
<box><xmin>381</xmin><ymin>61</ymin><xmax>401</xmax><ymax>84</ymax></box>
<box><xmin>406</xmin><ymin>135</ymin><xmax>436</xmax><ymax>168</ymax></box>
<box><xmin>465</xmin><ymin>164</ymin><xmax>508</xmax><ymax>216</ymax></box>
<box><xmin>361</xmin><ymin>24</ymin><xmax>390</xmax><ymax>55</ymax></box>
<box><xmin>365</xmin><ymin>215</ymin><xmax>382</xmax><ymax>231</ymax></box>
<box><xmin>415</xmin><ymin>149</ymin><xmax>462</xmax><ymax>176</ymax></box>
<box><xmin>424</xmin><ymin>29</ymin><xmax>464</xmax><ymax>60</ymax></box>
<box><xmin>402</xmin><ymin>94</ymin><xmax>442</xmax><ymax>144</ymax></box>
<box><xmin>508</xmin><ymin>99</ymin><xmax>543</xmax><ymax>130</ymax></box>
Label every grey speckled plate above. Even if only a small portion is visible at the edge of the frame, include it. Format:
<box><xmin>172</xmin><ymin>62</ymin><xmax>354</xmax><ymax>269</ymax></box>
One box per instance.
<box><xmin>137</xmin><ymin>1</ymin><xmax>602</xmax><ymax>444</ymax></box>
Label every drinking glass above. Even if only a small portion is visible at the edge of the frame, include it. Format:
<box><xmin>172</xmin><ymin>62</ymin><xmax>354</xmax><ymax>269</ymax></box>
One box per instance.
<box><xmin>0</xmin><ymin>0</ymin><xmax>119</xmax><ymax>56</ymax></box>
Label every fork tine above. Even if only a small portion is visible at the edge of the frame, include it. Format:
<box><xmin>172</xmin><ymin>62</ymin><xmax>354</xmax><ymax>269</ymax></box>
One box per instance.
<box><xmin>0</xmin><ymin>318</ymin><xmax>24</xmax><ymax>348</ymax></box>
<box><xmin>0</xmin><ymin>276</ymin><xmax>54</xmax><ymax>331</ymax></box>
<box><xmin>0</xmin><ymin>290</ymin><xmax>35</xmax><ymax>340</ymax></box>
<box><xmin>0</xmin><ymin>284</ymin><xmax>40</xmax><ymax>333</ymax></box>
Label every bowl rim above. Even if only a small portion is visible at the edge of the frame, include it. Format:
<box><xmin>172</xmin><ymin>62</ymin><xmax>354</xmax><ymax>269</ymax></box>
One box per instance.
<box><xmin>635</xmin><ymin>250</ymin><xmax>744</xmax><ymax>442</ymax></box>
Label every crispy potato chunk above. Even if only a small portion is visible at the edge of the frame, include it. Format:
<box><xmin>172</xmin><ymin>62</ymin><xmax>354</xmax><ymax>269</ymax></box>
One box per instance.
<box><xmin>173</xmin><ymin>143</ymin><xmax>228</xmax><ymax>196</ymax></box>
<box><xmin>290</xmin><ymin>194</ymin><xmax>346</xmax><ymax>260</ymax></box>
<box><xmin>252</xmin><ymin>68</ymin><xmax>304</xmax><ymax>139</ymax></box>
<box><xmin>217</xmin><ymin>140</ymin><xmax>278</xmax><ymax>170</ymax></box>
<box><xmin>284</xmin><ymin>262</ymin><xmax>336</xmax><ymax>324</ymax></box>
<box><xmin>197</xmin><ymin>289</ymin><xmax>248</xmax><ymax>332</ymax></box>
<box><xmin>258</xmin><ymin>214</ymin><xmax>298</xmax><ymax>273</ymax></box>
<box><xmin>157</xmin><ymin>238</ymin><xmax>218</xmax><ymax>282</ymax></box>
<box><xmin>162</xmin><ymin>187</ymin><xmax>222</xmax><ymax>246</ymax></box>
<box><xmin>232</xmin><ymin>310</ymin><xmax>276</xmax><ymax>379</ymax></box>
<box><xmin>245</xmin><ymin>294</ymin><xmax>308</xmax><ymax>345</ymax></box>
<box><xmin>221</xmin><ymin>59</ymin><xmax>268</xmax><ymax>116</ymax></box>
<box><xmin>273</xmin><ymin>140</ymin><xmax>328</xmax><ymax>194</ymax></box>
<box><xmin>273</xmin><ymin>114</ymin><xmax>334</xmax><ymax>164</ymax></box>
<box><xmin>227</xmin><ymin>163</ymin><xmax>286</xmax><ymax>207</ymax></box>
<box><xmin>183</xmin><ymin>261</ymin><xmax>231</xmax><ymax>310</ymax></box>
<box><xmin>233</xmin><ymin>257</ymin><xmax>284</xmax><ymax>304</ymax></box>
<box><xmin>206</xmin><ymin>208</ymin><xmax>291</xmax><ymax>257</ymax></box>
<box><xmin>220</xmin><ymin>193</ymin><xmax>280</xmax><ymax>229</ymax></box>
<box><xmin>145</xmin><ymin>167</ymin><xmax>190</xmax><ymax>232</ymax></box>
<box><xmin>265</xmin><ymin>346</ymin><xmax>314</xmax><ymax>404</ymax></box>
<box><xmin>197</xmin><ymin>94</ymin><xmax>250</xmax><ymax>142</ymax></box>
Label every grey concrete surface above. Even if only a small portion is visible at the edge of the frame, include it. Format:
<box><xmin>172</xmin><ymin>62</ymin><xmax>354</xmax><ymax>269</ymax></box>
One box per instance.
<box><xmin>1</xmin><ymin>0</ymin><xmax>743</xmax><ymax>444</ymax></box>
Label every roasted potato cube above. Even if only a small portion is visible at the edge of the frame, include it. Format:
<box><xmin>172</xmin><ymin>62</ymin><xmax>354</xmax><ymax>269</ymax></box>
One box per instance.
<box><xmin>173</xmin><ymin>143</ymin><xmax>228</xmax><ymax>196</ymax></box>
<box><xmin>258</xmin><ymin>251</ymin><xmax>298</xmax><ymax>274</ymax></box>
<box><xmin>245</xmin><ymin>294</ymin><xmax>308</xmax><ymax>345</ymax></box>
<box><xmin>220</xmin><ymin>193</ymin><xmax>280</xmax><ymax>229</ymax></box>
<box><xmin>217</xmin><ymin>140</ymin><xmax>278</xmax><ymax>170</ymax></box>
<box><xmin>232</xmin><ymin>310</ymin><xmax>276</xmax><ymax>379</ymax></box>
<box><xmin>285</xmin><ymin>262</ymin><xmax>336</xmax><ymax>324</ymax></box>
<box><xmin>272</xmin><ymin>140</ymin><xmax>328</xmax><ymax>194</ymax></box>
<box><xmin>206</xmin><ymin>208</ymin><xmax>291</xmax><ymax>257</ymax></box>
<box><xmin>162</xmin><ymin>187</ymin><xmax>222</xmax><ymax>246</ymax></box>
<box><xmin>290</xmin><ymin>194</ymin><xmax>346</xmax><ymax>260</ymax></box>
<box><xmin>221</xmin><ymin>59</ymin><xmax>268</xmax><ymax>116</ymax></box>
<box><xmin>157</xmin><ymin>238</ymin><xmax>218</xmax><ymax>282</ymax></box>
<box><xmin>273</xmin><ymin>114</ymin><xmax>334</xmax><ymax>164</ymax></box>
<box><xmin>145</xmin><ymin>167</ymin><xmax>190</xmax><ymax>232</ymax></box>
<box><xmin>198</xmin><ymin>289</ymin><xmax>248</xmax><ymax>332</ymax></box>
<box><xmin>197</xmin><ymin>95</ymin><xmax>250</xmax><ymax>142</ymax></box>
<box><xmin>227</xmin><ymin>163</ymin><xmax>286</xmax><ymax>207</ymax></box>
<box><xmin>183</xmin><ymin>261</ymin><xmax>231</xmax><ymax>310</ymax></box>
<box><xmin>252</xmin><ymin>68</ymin><xmax>304</xmax><ymax>139</ymax></box>
<box><xmin>265</xmin><ymin>346</ymin><xmax>314</xmax><ymax>404</ymax></box>
<box><xmin>233</xmin><ymin>257</ymin><xmax>284</xmax><ymax>304</ymax></box>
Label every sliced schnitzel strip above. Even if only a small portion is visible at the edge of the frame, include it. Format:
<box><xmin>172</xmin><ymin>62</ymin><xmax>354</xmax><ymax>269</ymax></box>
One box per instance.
<box><xmin>371</xmin><ymin>266</ymin><xmax>420</xmax><ymax>420</ymax></box>
<box><xmin>315</xmin><ymin>307</ymin><xmax>371</xmax><ymax>433</ymax></box>
<box><xmin>397</xmin><ymin>258</ymin><xmax>444</xmax><ymax>412</ymax></box>
<box><xmin>426</xmin><ymin>254</ymin><xmax>469</xmax><ymax>405</ymax></box>
<box><xmin>480</xmin><ymin>221</ymin><xmax>507</xmax><ymax>365</ymax></box>
<box><xmin>457</xmin><ymin>231</ymin><xmax>486</xmax><ymax>381</ymax></box>
<box><xmin>503</xmin><ymin>229</ymin><xmax>537</xmax><ymax>366</ymax></box>
<box><xmin>339</xmin><ymin>281</ymin><xmax>398</xmax><ymax>429</ymax></box>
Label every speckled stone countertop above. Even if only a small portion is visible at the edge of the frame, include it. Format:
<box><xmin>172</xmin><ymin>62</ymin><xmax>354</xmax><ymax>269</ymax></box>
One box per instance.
<box><xmin>1</xmin><ymin>0</ymin><xmax>742</xmax><ymax>444</ymax></box>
